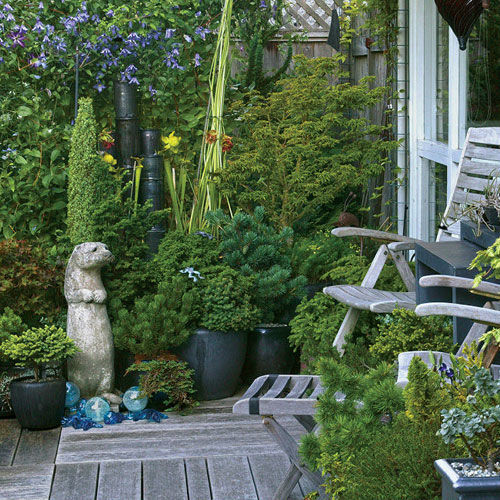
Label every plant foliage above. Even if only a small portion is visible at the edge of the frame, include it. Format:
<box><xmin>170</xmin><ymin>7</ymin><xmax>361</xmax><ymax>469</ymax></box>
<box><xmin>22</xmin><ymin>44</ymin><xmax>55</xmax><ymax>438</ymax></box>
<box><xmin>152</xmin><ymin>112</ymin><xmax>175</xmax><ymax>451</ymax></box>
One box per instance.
<box><xmin>207</xmin><ymin>207</ymin><xmax>306</xmax><ymax>323</ymax></box>
<box><xmin>0</xmin><ymin>325</ymin><xmax>78</xmax><ymax>382</ymax></box>
<box><xmin>370</xmin><ymin>308</ymin><xmax>455</xmax><ymax>363</ymax></box>
<box><xmin>126</xmin><ymin>359</ymin><xmax>197</xmax><ymax>412</ymax></box>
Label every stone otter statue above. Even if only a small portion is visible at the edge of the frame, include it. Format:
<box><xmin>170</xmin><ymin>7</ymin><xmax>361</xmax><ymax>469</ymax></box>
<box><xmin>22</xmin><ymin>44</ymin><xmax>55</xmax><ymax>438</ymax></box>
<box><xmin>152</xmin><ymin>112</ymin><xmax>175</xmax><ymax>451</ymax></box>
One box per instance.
<box><xmin>65</xmin><ymin>242</ymin><xmax>115</xmax><ymax>398</ymax></box>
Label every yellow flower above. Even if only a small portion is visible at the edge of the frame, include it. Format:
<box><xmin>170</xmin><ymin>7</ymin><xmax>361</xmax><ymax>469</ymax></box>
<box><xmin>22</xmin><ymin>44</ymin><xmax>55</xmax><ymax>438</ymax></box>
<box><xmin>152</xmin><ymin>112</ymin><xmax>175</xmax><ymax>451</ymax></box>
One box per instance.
<box><xmin>161</xmin><ymin>131</ymin><xmax>181</xmax><ymax>153</ymax></box>
<box><xmin>103</xmin><ymin>153</ymin><xmax>117</xmax><ymax>166</ymax></box>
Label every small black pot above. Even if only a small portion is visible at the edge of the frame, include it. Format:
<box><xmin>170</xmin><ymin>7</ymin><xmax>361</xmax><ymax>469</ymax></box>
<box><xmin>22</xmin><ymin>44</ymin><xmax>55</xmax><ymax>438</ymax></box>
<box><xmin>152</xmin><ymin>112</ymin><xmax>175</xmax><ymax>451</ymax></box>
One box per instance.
<box><xmin>116</xmin><ymin>119</ymin><xmax>140</xmax><ymax>166</ymax></box>
<box><xmin>10</xmin><ymin>378</ymin><xmax>66</xmax><ymax>430</ymax></box>
<box><xmin>174</xmin><ymin>328</ymin><xmax>248</xmax><ymax>401</ymax></box>
<box><xmin>241</xmin><ymin>325</ymin><xmax>297</xmax><ymax>383</ymax></box>
<box><xmin>435</xmin><ymin>458</ymin><xmax>500</xmax><ymax>500</ymax></box>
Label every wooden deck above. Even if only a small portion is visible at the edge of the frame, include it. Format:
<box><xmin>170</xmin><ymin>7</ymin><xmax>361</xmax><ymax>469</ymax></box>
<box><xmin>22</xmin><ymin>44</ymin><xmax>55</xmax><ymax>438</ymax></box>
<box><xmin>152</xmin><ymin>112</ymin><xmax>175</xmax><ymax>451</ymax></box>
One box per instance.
<box><xmin>0</xmin><ymin>398</ymin><xmax>315</xmax><ymax>500</ymax></box>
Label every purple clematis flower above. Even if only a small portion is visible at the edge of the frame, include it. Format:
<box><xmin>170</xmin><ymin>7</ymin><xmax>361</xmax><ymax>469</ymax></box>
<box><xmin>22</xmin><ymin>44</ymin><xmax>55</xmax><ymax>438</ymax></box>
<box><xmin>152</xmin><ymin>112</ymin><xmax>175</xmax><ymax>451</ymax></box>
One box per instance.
<box><xmin>260</xmin><ymin>0</ymin><xmax>267</xmax><ymax>7</ymax></box>
<box><xmin>106</xmin><ymin>10</ymin><xmax>114</xmax><ymax>17</ymax></box>
<box><xmin>165</xmin><ymin>28</ymin><xmax>175</xmax><ymax>39</ymax></box>
<box><xmin>6</xmin><ymin>12</ymin><xmax>14</xmax><ymax>22</ymax></box>
<box><xmin>94</xmin><ymin>82</ymin><xmax>106</xmax><ymax>92</ymax></box>
<box><xmin>33</xmin><ymin>19</ymin><xmax>45</xmax><ymax>34</ymax></box>
<box><xmin>125</xmin><ymin>63</ymin><xmax>137</xmax><ymax>74</ymax></box>
<box><xmin>8</xmin><ymin>30</ymin><xmax>25</xmax><ymax>48</ymax></box>
<box><xmin>194</xmin><ymin>53</ymin><xmax>201</xmax><ymax>67</ymax></box>
<box><xmin>184</xmin><ymin>34</ymin><xmax>192</xmax><ymax>43</ymax></box>
<box><xmin>38</xmin><ymin>1</ymin><xmax>44</xmax><ymax>9</ymax></box>
<box><xmin>128</xmin><ymin>76</ymin><xmax>139</xmax><ymax>85</ymax></box>
<box><xmin>148</xmin><ymin>85</ymin><xmax>157</xmax><ymax>97</ymax></box>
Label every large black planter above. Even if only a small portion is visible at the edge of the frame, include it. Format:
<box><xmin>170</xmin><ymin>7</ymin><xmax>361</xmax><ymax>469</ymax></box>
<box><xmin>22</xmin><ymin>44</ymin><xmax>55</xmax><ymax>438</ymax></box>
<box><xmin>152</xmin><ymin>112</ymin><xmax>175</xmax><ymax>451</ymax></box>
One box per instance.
<box><xmin>114</xmin><ymin>81</ymin><xmax>138</xmax><ymax>119</ymax></box>
<box><xmin>241</xmin><ymin>325</ymin><xmax>297</xmax><ymax>383</ymax></box>
<box><xmin>435</xmin><ymin>458</ymin><xmax>500</xmax><ymax>500</ymax></box>
<box><xmin>174</xmin><ymin>328</ymin><xmax>248</xmax><ymax>401</ymax></box>
<box><xmin>140</xmin><ymin>129</ymin><xmax>162</xmax><ymax>156</ymax></box>
<box><xmin>10</xmin><ymin>378</ymin><xmax>66</xmax><ymax>430</ymax></box>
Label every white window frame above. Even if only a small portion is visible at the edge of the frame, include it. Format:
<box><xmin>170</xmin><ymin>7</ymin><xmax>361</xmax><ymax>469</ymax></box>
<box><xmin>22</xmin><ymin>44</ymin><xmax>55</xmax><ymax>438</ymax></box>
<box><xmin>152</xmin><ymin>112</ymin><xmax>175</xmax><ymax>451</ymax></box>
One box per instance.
<box><xmin>407</xmin><ymin>0</ymin><xmax>467</xmax><ymax>241</ymax></box>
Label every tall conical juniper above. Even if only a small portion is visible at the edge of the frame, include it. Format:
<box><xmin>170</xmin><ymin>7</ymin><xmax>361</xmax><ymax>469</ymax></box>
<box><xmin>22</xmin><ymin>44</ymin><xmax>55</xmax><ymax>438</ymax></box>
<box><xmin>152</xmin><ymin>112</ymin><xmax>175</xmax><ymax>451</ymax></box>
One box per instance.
<box><xmin>67</xmin><ymin>97</ymin><xmax>108</xmax><ymax>245</ymax></box>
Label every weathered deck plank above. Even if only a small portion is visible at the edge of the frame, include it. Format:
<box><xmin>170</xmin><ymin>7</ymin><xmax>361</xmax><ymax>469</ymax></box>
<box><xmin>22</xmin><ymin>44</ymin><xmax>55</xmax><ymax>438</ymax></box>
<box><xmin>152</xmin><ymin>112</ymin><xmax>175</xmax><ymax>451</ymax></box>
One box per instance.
<box><xmin>0</xmin><ymin>419</ymin><xmax>21</xmax><ymax>466</ymax></box>
<box><xmin>57</xmin><ymin>416</ymin><xmax>305</xmax><ymax>464</ymax></box>
<box><xmin>143</xmin><ymin>458</ymin><xmax>188</xmax><ymax>500</ymax></box>
<box><xmin>13</xmin><ymin>427</ymin><xmax>60</xmax><ymax>465</ymax></box>
<box><xmin>248</xmin><ymin>453</ymin><xmax>304</xmax><ymax>500</ymax></box>
<box><xmin>0</xmin><ymin>464</ymin><xmax>54</xmax><ymax>500</ymax></box>
<box><xmin>96</xmin><ymin>460</ymin><xmax>141</xmax><ymax>500</ymax></box>
<box><xmin>208</xmin><ymin>455</ymin><xmax>258</xmax><ymax>500</ymax></box>
<box><xmin>185</xmin><ymin>457</ymin><xmax>212</xmax><ymax>500</ymax></box>
<box><xmin>50</xmin><ymin>462</ymin><xmax>98</xmax><ymax>500</ymax></box>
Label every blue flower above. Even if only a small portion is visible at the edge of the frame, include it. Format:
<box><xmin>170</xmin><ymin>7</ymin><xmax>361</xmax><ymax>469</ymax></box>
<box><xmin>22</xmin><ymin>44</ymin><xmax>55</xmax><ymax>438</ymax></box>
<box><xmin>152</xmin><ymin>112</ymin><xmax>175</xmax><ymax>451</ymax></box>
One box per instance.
<box><xmin>260</xmin><ymin>0</ymin><xmax>267</xmax><ymax>7</ymax></box>
<box><xmin>94</xmin><ymin>82</ymin><xmax>106</xmax><ymax>93</ymax></box>
<box><xmin>106</xmin><ymin>9</ymin><xmax>114</xmax><ymax>17</ymax></box>
<box><xmin>3</xmin><ymin>3</ymin><xmax>13</xmax><ymax>12</ymax></box>
<box><xmin>165</xmin><ymin>28</ymin><xmax>175</xmax><ymax>39</ymax></box>
<box><xmin>184</xmin><ymin>34</ymin><xmax>192</xmax><ymax>43</ymax></box>
<box><xmin>33</xmin><ymin>19</ymin><xmax>45</xmax><ymax>34</ymax></box>
<box><xmin>101</xmin><ymin>47</ymin><xmax>112</xmax><ymax>57</ymax></box>
<box><xmin>125</xmin><ymin>63</ymin><xmax>137</xmax><ymax>74</ymax></box>
<box><xmin>195</xmin><ymin>11</ymin><xmax>201</xmax><ymax>17</ymax></box>
<box><xmin>195</xmin><ymin>26</ymin><xmax>210</xmax><ymax>40</ymax></box>
<box><xmin>438</xmin><ymin>363</ymin><xmax>447</xmax><ymax>374</ymax></box>
<box><xmin>128</xmin><ymin>76</ymin><xmax>139</xmax><ymax>85</ymax></box>
<box><xmin>5</xmin><ymin>12</ymin><xmax>14</xmax><ymax>22</ymax></box>
<box><xmin>148</xmin><ymin>85</ymin><xmax>157</xmax><ymax>97</ymax></box>
<box><xmin>38</xmin><ymin>1</ymin><xmax>44</xmax><ymax>9</ymax></box>
<box><xmin>194</xmin><ymin>53</ymin><xmax>201</xmax><ymax>67</ymax></box>
<box><xmin>445</xmin><ymin>368</ymin><xmax>454</xmax><ymax>380</ymax></box>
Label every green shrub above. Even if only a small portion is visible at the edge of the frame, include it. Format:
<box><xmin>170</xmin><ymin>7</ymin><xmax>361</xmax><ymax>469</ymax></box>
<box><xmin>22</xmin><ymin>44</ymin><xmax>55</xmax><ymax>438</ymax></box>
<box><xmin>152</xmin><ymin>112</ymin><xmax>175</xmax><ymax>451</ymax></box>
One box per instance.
<box><xmin>289</xmin><ymin>293</ymin><xmax>378</xmax><ymax>372</ymax></box>
<box><xmin>200</xmin><ymin>266</ymin><xmax>261</xmax><ymax>332</ymax></box>
<box><xmin>113</xmin><ymin>276</ymin><xmax>202</xmax><ymax>357</ymax></box>
<box><xmin>370</xmin><ymin>308</ymin><xmax>455</xmax><ymax>363</ymax></box>
<box><xmin>220</xmin><ymin>56</ymin><xmax>399</xmax><ymax>230</ymax></box>
<box><xmin>0</xmin><ymin>325</ymin><xmax>78</xmax><ymax>382</ymax></box>
<box><xmin>0</xmin><ymin>308</ymin><xmax>26</xmax><ymax>343</ymax></box>
<box><xmin>126</xmin><ymin>359</ymin><xmax>197</xmax><ymax>413</ymax></box>
<box><xmin>207</xmin><ymin>207</ymin><xmax>306</xmax><ymax>323</ymax></box>
<box><xmin>0</xmin><ymin>239</ymin><xmax>64</xmax><ymax>326</ymax></box>
<box><xmin>300</xmin><ymin>358</ymin><xmax>452</xmax><ymax>499</ymax></box>
<box><xmin>0</xmin><ymin>371</ymin><xmax>15</xmax><ymax>415</ymax></box>
<box><xmin>67</xmin><ymin>98</ymin><xmax>108</xmax><ymax>246</ymax></box>
<box><xmin>153</xmin><ymin>230</ymin><xmax>221</xmax><ymax>283</ymax></box>
<box><xmin>291</xmin><ymin>232</ymin><xmax>355</xmax><ymax>283</ymax></box>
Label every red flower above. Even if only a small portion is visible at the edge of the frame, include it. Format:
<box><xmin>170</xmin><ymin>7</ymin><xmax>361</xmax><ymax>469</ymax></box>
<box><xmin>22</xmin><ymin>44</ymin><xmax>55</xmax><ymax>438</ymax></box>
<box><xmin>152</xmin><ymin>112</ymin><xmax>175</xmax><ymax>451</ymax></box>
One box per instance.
<box><xmin>102</xmin><ymin>140</ymin><xmax>114</xmax><ymax>150</ymax></box>
<box><xmin>205</xmin><ymin>130</ymin><xmax>218</xmax><ymax>144</ymax></box>
<box><xmin>222</xmin><ymin>135</ymin><xmax>233</xmax><ymax>153</ymax></box>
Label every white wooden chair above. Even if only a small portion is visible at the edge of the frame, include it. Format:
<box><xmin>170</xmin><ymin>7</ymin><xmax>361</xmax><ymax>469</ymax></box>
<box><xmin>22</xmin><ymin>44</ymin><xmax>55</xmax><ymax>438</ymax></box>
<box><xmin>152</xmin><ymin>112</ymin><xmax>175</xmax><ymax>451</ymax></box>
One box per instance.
<box><xmin>396</xmin><ymin>274</ymin><xmax>500</xmax><ymax>387</ymax></box>
<box><xmin>325</xmin><ymin>127</ymin><xmax>500</xmax><ymax>354</ymax></box>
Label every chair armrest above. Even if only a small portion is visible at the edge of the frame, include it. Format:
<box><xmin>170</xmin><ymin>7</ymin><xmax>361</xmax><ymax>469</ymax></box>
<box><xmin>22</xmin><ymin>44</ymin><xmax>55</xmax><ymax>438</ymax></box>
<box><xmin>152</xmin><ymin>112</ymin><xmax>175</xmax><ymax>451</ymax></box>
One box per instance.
<box><xmin>419</xmin><ymin>275</ymin><xmax>500</xmax><ymax>299</ymax></box>
<box><xmin>387</xmin><ymin>241</ymin><xmax>417</xmax><ymax>252</ymax></box>
<box><xmin>415</xmin><ymin>302</ymin><xmax>500</xmax><ymax>327</ymax></box>
<box><xmin>332</xmin><ymin>227</ymin><xmax>419</xmax><ymax>243</ymax></box>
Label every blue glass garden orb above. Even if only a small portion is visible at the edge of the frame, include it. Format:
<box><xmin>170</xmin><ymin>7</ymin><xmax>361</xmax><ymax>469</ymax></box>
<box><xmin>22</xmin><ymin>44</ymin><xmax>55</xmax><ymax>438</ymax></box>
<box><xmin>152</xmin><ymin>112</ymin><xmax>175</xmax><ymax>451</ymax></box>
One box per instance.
<box><xmin>65</xmin><ymin>381</ymin><xmax>80</xmax><ymax>408</ymax></box>
<box><xmin>84</xmin><ymin>397</ymin><xmax>111</xmax><ymax>422</ymax></box>
<box><xmin>122</xmin><ymin>386</ymin><xmax>148</xmax><ymax>412</ymax></box>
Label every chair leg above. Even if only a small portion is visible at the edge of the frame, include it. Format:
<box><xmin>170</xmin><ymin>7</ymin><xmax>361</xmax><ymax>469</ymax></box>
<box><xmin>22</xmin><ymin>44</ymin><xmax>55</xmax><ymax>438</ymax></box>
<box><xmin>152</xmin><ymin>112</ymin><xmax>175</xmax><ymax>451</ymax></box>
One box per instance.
<box><xmin>332</xmin><ymin>307</ymin><xmax>360</xmax><ymax>355</ymax></box>
<box><xmin>262</xmin><ymin>417</ymin><xmax>327</xmax><ymax>499</ymax></box>
<box><xmin>272</xmin><ymin>463</ymin><xmax>303</xmax><ymax>500</ymax></box>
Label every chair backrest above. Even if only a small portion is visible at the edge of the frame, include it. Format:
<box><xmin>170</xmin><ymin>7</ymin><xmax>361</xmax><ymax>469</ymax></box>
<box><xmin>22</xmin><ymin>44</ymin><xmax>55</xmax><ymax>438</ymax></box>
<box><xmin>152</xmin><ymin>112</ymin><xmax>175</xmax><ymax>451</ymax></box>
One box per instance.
<box><xmin>438</xmin><ymin>127</ymin><xmax>500</xmax><ymax>241</ymax></box>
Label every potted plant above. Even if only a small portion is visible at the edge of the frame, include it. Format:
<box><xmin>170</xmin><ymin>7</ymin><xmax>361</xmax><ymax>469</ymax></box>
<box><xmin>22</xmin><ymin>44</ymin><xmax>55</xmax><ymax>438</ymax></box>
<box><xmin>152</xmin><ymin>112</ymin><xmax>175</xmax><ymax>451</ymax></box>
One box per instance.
<box><xmin>207</xmin><ymin>207</ymin><xmax>306</xmax><ymax>382</ymax></box>
<box><xmin>0</xmin><ymin>325</ymin><xmax>78</xmax><ymax>429</ymax></box>
<box><xmin>434</xmin><ymin>342</ymin><xmax>500</xmax><ymax>499</ymax></box>
<box><xmin>173</xmin><ymin>265</ymin><xmax>260</xmax><ymax>399</ymax></box>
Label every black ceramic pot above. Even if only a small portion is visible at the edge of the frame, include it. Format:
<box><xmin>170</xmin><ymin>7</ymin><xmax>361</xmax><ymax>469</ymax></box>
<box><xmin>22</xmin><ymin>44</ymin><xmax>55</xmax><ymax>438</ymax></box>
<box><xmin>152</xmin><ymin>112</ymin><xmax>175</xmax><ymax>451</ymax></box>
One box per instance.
<box><xmin>174</xmin><ymin>328</ymin><xmax>248</xmax><ymax>401</ymax></box>
<box><xmin>114</xmin><ymin>81</ymin><xmax>138</xmax><ymax>120</ymax></box>
<box><xmin>241</xmin><ymin>325</ymin><xmax>297</xmax><ymax>383</ymax></box>
<box><xmin>140</xmin><ymin>129</ymin><xmax>161</xmax><ymax>156</ymax></box>
<box><xmin>435</xmin><ymin>458</ymin><xmax>500</xmax><ymax>500</ymax></box>
<box><xmin>139</xmin><ymin>156</ymin><xmax>165</xmax><ymax>213</ymax></box>
<box><xmin>115</xmin><ymin>119</ymin><xmax>140</xmax><ymax>167</ymax></box>
<box><xmin>10</xmin><ymin>377</ymin><xmax>65</xmax><ymax>430</ymax></box>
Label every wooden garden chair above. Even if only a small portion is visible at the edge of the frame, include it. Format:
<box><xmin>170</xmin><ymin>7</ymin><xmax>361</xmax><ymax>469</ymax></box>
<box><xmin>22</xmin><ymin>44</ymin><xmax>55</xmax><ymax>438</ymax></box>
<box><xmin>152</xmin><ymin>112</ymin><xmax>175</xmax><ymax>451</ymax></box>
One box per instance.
<box><xmin>325</xmin><ymin>127</ymin><xmax>500</xmax><ymax>354</ymax></box>
<box><xmin>396</xmin><ymin>274</ymin><xmax>500</xmax><ymax>387</ymax></box>
<box><xmin>233</xmin><ymin>127</ymin><xmax>500</xmax><ymax>499</ymax></box>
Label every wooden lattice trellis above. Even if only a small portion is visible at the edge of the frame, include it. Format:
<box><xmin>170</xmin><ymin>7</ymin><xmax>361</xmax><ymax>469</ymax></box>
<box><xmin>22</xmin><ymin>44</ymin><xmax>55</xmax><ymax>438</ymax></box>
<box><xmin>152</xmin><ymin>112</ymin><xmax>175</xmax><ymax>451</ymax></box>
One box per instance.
<box><xmin>284</xmin><ymin>0</ymin><xmax>341</xmax><ymax>37</ymax></box>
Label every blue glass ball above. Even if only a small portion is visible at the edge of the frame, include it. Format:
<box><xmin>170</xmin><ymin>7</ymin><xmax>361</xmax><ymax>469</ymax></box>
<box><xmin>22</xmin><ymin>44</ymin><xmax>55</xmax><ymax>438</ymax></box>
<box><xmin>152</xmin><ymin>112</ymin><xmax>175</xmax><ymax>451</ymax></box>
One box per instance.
<box><xmin>65</xmin><ymin>382</ymin><xmax>80</xmax><ymax>408</ymax></box>
<box><xmin>85</xmin><ymin>397</ymin><xmax>111</xmax><ymax>422</ymax></box>
<box><xmin>122</xmin><ymin>386</ymin><xmax>148</xmax><ymax>412</ymax></box>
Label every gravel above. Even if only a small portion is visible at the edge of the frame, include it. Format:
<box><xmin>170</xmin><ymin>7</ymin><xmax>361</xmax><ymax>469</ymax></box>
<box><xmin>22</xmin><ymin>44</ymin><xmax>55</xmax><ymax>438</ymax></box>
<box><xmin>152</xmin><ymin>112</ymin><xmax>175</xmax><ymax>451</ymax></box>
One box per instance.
<box><xmin>451</xmin><ymin>461</ymin><xmax>500</xmax><ymax>478</ymax></box>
